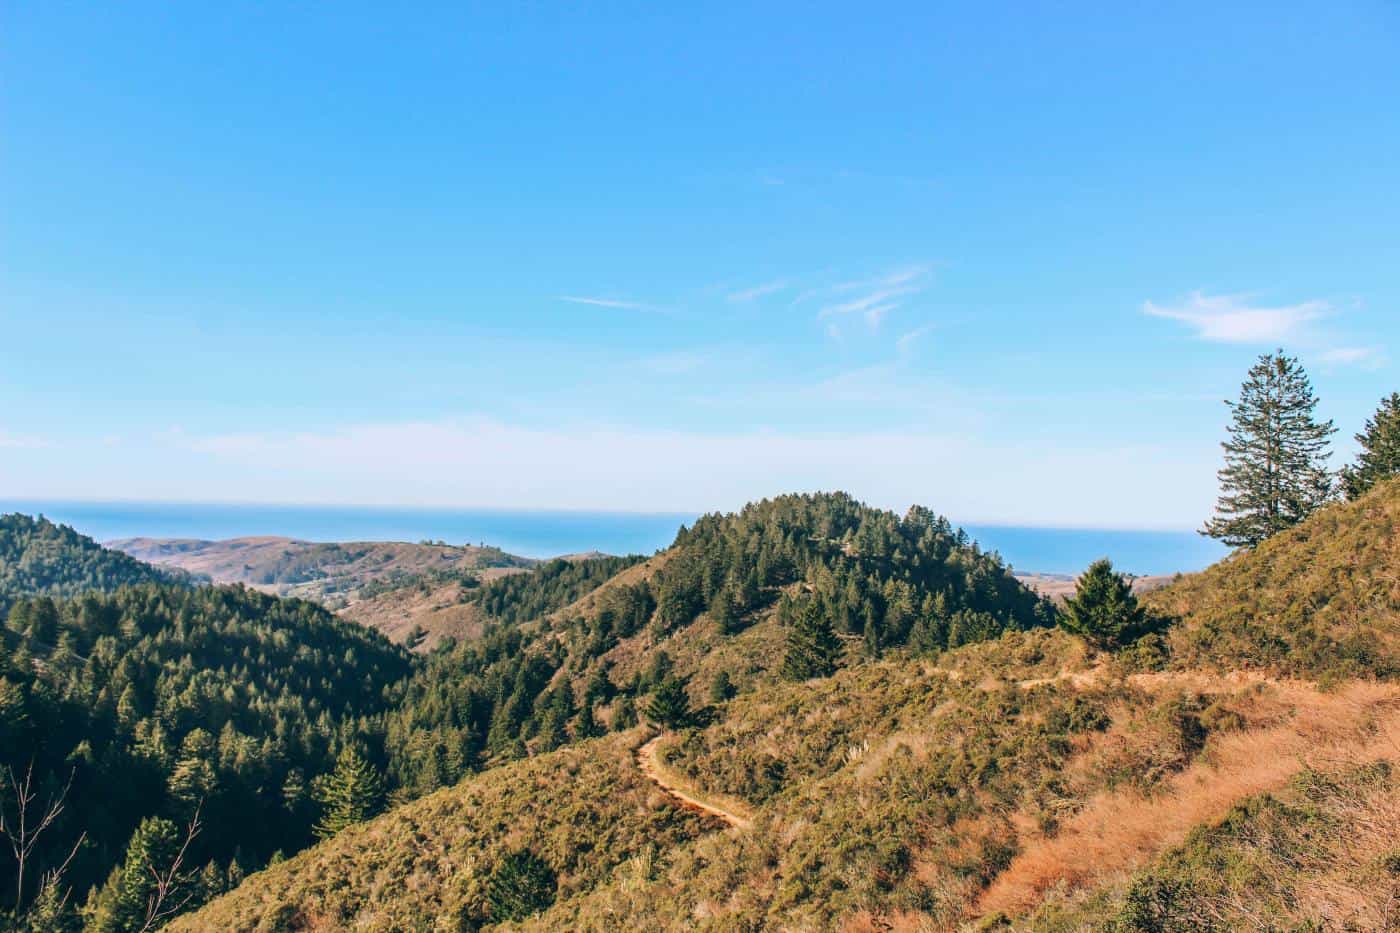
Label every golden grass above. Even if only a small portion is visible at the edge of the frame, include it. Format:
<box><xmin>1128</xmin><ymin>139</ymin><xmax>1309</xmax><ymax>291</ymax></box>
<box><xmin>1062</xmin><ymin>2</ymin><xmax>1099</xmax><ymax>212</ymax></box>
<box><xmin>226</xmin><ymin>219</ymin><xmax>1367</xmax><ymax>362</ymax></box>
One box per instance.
<box><xmin>977</xmin><ymin>679</ymin><xmax>1400</xmax><ymax>917</ymax></box>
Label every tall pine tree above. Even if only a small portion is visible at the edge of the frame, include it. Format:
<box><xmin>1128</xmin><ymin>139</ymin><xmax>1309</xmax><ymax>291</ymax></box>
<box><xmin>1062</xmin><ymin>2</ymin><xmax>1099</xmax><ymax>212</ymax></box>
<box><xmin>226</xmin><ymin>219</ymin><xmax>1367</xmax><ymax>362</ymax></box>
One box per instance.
<box><xmin>1203</xmin><ymin>351</ymin><xmax>1336</xmax><ymax>548</ymax></box>
<box><xmin>781</xmin><ymin>599</ymin><xmax>841</xmax><ymax>681</ymax></box>
<box><xmin>313</xmin><ymin>748</ymin><xmax>384</xmax><ymax>840</ymax></box>
<box><xmin>1341</xmin><ymin>392</ymin><xmax>1400</xmax><ymax>501</ymax></box>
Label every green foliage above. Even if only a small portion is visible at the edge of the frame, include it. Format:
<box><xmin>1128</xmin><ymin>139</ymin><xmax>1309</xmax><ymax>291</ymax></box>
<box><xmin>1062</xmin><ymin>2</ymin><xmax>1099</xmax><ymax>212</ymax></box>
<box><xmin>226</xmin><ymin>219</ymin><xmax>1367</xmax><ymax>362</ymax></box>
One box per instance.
<box><xmin>85</xmin><ymin>815</ymin><xmax>193</xmax><ymax>933</ymax></box>
<box><xmin>645</xmin><ymin>676</ymin><xmax>692</xmax><ymax>729</ymax></box>
<box><xmin>1341</xmin><ymin>391</ymin><xmax>1400</xmax><ymax>500</ymax></box>
<box><xmin>708</xmin><ymin>670</ymin><xmax>736</xmax><ymax>704</ymax></box>
<box><xmin>1149</xmin><ymin>477</ymin><xmax>1400</xmax><ymax>680</ymax></box>
<box><xmin>1202</xmin><ymin>351</ymin><xmax>1336</xmax><ymax>548</ymax></box>
<box><xmin>469</xmin><ymin>555</ymin><xmax>646</xmax><ymax>626</ymax></box>
<box><xmin>781</xmin><ymin>598</ymin><xmax>841</xmax><ymax>680</ymax></box>
<box><xmin>1059</xmin><ymin>559</ymin><xmax>1148</xmax><ymax>650</ymax></box>
<box><xmin>313</xmin><ymin>748</ymin><xmax>384</xmax><ymax>840</ymax></box>
<box><xmin>0</xmin><ymin>514</ymin><xmax>173</xmax><ymax>609</ymax></box>
<box><xmin>485</xmin><ymin>848</ymin><xmax>557</xmax><ymax>922</ymax></box>
<box><xmin>0</xmin><ymin>582</ymin><xmax>411</xmax><ymax>921</ymax></box>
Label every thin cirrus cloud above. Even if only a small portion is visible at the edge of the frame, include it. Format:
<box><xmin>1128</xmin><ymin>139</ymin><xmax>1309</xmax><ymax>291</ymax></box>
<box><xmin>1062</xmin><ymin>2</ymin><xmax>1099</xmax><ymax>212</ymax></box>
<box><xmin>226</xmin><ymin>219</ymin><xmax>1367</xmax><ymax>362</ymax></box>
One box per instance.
<box><xmin>1319</xmin><ymin>346</ymin><xmax>1384</xmax><ymax>368</ymax></box>
<box><xmin>815</xmin><ymin>265</ymin><xmax>932</xmax><ymax>334</ymax></box>
<box><xmin>726</xmin><ymin>279</ymin><xmax>789</xmax><ymax>303</ymax></box>
<box><xmin>558</xmin><ymin>295</ymin><xmax>663</xmax><ymax>313</ymax></box>
<box><xmin>1141</xmin><ymin>292</ymin><xmax>1330</xmax><ymax>344</ymax></box>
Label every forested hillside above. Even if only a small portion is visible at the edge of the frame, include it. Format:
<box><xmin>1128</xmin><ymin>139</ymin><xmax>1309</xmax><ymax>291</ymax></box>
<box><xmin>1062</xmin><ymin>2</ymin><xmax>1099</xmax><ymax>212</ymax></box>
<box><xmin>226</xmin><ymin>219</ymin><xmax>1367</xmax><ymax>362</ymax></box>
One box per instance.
<box><xmin>178</xmin><ymin>483</ymin><xmax>1400</xmax><ymax>930</ymax></box>
<box><xmin>0</xmin><ymin>514</ymin><xmax>176</xmax><ymax>606</ymax></box>
<box><xmin>1</xmin><ymin>583</ymin><xmax>414</xmax><ymax>926</ymax></box>
<box><xmin>383</xmin><ymin>493</ymin><xmax>1053</xmax><ymax>782</ymax></box>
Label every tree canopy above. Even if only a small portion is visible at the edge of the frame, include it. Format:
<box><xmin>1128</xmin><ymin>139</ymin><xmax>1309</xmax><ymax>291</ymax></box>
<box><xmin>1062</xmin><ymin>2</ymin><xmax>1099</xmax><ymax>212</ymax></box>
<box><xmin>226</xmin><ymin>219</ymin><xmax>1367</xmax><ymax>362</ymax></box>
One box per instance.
<box><xmin>1341</xmin><ymin>391</ymin><xmax>1400</xmax><ymax>501</ymax></box>
<box><xmin>1202</xmin><ymin>351</ymin><xmax>1336</xmax><ymax>548</ymax></box>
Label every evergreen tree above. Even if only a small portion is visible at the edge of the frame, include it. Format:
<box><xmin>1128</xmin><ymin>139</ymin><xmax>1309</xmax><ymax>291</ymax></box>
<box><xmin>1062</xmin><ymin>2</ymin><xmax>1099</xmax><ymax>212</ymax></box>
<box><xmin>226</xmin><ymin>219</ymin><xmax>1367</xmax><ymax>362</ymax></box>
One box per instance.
<box><xmin>313</xmin><ymin>748</ymin><xmax>384</xmax><ymax>840</ymax></box>
<box><xmin>484</xmin><ymin>848</ymin><xmax>556</xmax><ymax>922</ymax></box>
<box><xmin>1203</xmin><ymin>351</ymin><xmax>1336</xmax><ymax>547</ymax></box>
<box><xmin>645</xmin><ymin>676</ymin><xmax>692</xmax><ymax>729</ymax></box>
<box><xmin>1058</xmin><ymin>559</ymin><xmax>1147</xmax><ymax>651</ymax></box>
<box><xmin>781</xmin><ymin>600</ymin><xmax>841</xmax><ymax>681</ymax></box>
<box><xmin>1341</xmin><ymin>392</ymin><xmax>1400</xmax><ymax>500</ymax></box>
<box><xmin>85</xmin><ymin>816</ymin><xmax>187</xmax><ymax>933</ymax></box>
<box><xmin>708</xmin><ymin>670</ymin><xmax>735</xmax><ymax>704</ymax></box>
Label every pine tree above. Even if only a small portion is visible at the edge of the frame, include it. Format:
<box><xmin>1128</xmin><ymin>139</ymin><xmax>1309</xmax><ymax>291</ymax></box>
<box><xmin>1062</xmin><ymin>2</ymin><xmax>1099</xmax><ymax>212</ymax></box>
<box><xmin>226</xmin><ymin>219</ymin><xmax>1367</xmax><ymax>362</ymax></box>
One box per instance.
<box><xmin>781</xmin><ymin>599</ymin><xmax>841</xmax><ymax>681</ymax></box>
<box><xmin>485</xmin><ymin>848</ymin><xmax>556</xmax><ymax>922</ymax></box>
<box><xmin>1203</xmin><ymin>351</ymin><xmax>1336</xmax><ymax>547</ymax></box>
<box><xmin>85</xmin><ymin>816</ymin><xmax>185</xmax><ymax>933</ymax></box>
<box><xmin>1059</xmin><ymin>559</ymin><xmax>1147</xmax><ymax>650</ymax></box>
<box><xmin>313</xmin><ymin>748</ymin><xmax>384</xmax><ymax>840</ymax></box>
<box><xmin>1341</xmin><ymin>392</ymin><xmax>1400</xmax><ymax>500</ymax></box>
<box><xmin>645</xmin><ymin>676</ymin><xmax>692</xmax><ymax>729</ymax></box>
<box><xmin>708</xmin><ymin>670</ymin><xmax>735</xmax><ymax>704</ymax></box>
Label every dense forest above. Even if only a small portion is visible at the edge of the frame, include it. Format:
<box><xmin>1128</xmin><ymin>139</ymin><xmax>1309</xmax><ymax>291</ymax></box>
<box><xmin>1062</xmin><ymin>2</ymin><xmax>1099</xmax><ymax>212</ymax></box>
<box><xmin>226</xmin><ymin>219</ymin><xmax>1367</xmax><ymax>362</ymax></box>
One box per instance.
<box><xmin>0</xmin><ymin>515</ymin><xmax>178</xmax><ymax>608</ymax></box>
<box><xmin>0</xmin><ymin>584</ymin><xmax>413</xmax><ymax>928</ymax></box>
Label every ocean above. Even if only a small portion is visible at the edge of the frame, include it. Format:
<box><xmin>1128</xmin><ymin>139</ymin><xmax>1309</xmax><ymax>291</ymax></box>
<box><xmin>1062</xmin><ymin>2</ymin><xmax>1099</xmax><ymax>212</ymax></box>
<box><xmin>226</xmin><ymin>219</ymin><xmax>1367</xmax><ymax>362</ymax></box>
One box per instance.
<box><xmin>0</xmin><ymin>499</ymin><xmax>1228</xmax><ymax>577</ymax></box>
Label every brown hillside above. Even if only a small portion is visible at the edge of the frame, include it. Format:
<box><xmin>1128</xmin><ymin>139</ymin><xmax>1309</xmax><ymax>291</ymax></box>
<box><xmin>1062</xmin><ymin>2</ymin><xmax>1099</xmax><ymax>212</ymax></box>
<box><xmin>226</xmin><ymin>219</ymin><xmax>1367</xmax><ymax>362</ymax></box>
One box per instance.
<box><xmin>1145</xmin><ymin>476</ymin><xmax>1400</xmax><ymax>680</ymax></box>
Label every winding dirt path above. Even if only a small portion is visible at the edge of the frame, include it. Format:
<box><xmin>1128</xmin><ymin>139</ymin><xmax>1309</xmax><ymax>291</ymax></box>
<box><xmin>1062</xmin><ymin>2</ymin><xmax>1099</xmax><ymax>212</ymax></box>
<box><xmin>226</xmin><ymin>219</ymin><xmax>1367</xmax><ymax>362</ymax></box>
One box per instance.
<box><xmin>637</xmin><ymin>735</ymin><xmax>754</xmax><ymax>831</ymax></box>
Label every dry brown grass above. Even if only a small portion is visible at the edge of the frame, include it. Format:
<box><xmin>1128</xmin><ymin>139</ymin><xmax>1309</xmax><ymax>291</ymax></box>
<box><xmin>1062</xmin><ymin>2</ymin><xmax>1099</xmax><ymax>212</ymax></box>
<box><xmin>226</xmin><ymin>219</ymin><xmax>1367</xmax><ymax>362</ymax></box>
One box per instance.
<box><xmin>977</xmin><ymin>679</ymin><xmax>1400</xmax><ymax>917</ymax></box>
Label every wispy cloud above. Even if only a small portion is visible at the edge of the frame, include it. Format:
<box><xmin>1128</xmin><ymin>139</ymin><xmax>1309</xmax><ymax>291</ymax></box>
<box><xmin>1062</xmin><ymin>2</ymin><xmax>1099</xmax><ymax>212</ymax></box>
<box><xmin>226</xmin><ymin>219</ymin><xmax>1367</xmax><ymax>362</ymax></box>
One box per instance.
<box><xmin>559</xmin><ymin>295</ymin><xmax>663</xmax><ymax>313</ymax></box>
<box><xmin>1319</xmin><ymin>346</ymin><xmax>1384</xmax><ymax>369</ymax></box>
<box><xmin>726</xmin><ymin>280</ymin><xmax>788</xmax><ymax>303</ymax></box>
<box><xmin>1143</xmin><ymin>291</ymin><xmax>1384</xmax><ymax>367</ymax></box>
<box><xmin>1142</xmin><ymin>292</ymin><xmax>1330</xmax><ymax>344</ymax></box>
<box><xmin>896</xmin><ymin>324</ymin><xmax>935</xmax><ymax>356</ymax></box>
<box><xmin>815</xmin><ymin>265</ymin><xmax>933</xmax><ymax>334</ymax></box>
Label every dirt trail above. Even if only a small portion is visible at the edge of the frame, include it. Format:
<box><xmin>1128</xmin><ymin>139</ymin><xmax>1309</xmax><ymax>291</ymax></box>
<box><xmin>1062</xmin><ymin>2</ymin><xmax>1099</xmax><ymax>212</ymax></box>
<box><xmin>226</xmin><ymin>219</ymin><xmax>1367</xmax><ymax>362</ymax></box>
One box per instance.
<box><xmin>637</xmin><ymin>735</ymin><xmax>754</xmax><ymax>831</ymax></box>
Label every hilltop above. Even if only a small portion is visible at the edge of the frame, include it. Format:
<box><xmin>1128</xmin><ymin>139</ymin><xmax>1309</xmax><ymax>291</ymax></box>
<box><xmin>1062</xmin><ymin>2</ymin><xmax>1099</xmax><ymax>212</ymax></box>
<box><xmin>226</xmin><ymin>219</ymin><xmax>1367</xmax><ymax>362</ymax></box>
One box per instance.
<box><xmin>108</xmin><ymin>535</ymin><xmax>535</xmax><ymax>602</ymax></box>
<box><xmin>177</xmin><ymin>484</ymin><xmax>1400</xmax><ymax>930</ymax></box>
<box><xmin>1145</xmin><ymin>474</ymin><xmax>1400</xmax><ymax>681</ymax></box>
<box><xmin>0</xmin><ymin>512</ymin><xmax>176</xmax><ymax>604</ymax></box>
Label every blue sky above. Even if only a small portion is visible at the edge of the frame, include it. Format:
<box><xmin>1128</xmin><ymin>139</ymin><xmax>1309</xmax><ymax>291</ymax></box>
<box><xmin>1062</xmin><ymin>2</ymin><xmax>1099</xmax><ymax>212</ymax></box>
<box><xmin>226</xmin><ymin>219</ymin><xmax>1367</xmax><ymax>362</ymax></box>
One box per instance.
<box><xmin>2</xmin><ymin>2</ymin><xmax>1397</xmax><ymax>527</ymax></box>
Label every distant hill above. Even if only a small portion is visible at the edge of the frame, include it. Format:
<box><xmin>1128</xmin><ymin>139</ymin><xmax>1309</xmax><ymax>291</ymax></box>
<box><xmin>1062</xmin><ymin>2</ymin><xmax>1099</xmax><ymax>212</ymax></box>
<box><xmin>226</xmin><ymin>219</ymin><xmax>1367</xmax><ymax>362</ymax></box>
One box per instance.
<box><xmin>0</xmin><ymin>512</ymin><xmax>174</xmax><ymax>603</ymax></box>
<box><xmin>107</xmin><ymin>535</ymin><xmax>535</xmax><ymax>605</ymax></box>
<box><xmin>1016</xmin><ymin>570</ymin><xmax>1176</xmax><ymax>602</ymax></box>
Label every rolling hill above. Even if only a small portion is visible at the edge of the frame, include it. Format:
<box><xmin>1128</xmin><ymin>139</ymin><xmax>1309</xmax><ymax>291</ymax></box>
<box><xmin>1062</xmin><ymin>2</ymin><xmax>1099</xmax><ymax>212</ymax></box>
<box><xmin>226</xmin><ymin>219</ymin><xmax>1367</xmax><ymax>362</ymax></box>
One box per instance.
<box><xmin>108</xmin><ymin>535</ymin><xmax>535</xmax><ymax>604</ymax></box>
<box><xmin>175</xmin><ymin>483</ymin><xmax>1400</xmax><ymax>930</ymax></box>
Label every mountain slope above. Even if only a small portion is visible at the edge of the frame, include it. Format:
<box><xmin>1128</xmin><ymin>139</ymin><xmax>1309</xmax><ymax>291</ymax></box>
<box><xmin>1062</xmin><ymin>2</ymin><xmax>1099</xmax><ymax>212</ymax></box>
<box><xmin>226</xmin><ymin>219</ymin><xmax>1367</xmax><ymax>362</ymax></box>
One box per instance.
<box><xmin>1145</xmin><ymin>475</ymin><xmax>1400</xmax><ymax>680</ymax></box>
<box><xmin>0</xmin><ymin>581</ymin><xmax>414</xmax><ymax>922</ymax></box>
<box><xmin>177</xmin><ymin>484</ymin><xmax>1400</xmax><ymax>930</ymax></box>
<box><xmin>170</xmin><ymin>731</ymin><xmax>717</xmax><ymax>931</ymax></box>
<box><xmin>0</xmin><ymin>513</ymin><xmax>174</xmax><ymax>603</ymax></box>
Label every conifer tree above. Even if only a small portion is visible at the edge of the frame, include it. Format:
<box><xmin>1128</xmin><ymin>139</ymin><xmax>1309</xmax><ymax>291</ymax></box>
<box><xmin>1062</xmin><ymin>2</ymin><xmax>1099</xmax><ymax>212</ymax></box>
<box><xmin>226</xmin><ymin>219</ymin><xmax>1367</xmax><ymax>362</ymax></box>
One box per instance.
<box><xmin>1203</xmin><ymin>351</ymin><xmax>1336</xmax><ymax>547</ymax></box>
<box><xmin>485</xmin><ymin>848</ymin><xmax>556</xmax><ymax>922</ymax></box>
<box><xmin>1059</xmin><ymin>559</ymin><xmax>1147</xmax><ymax>650</ymax></box>
<box><xmin>1341</xmin><ymin>392</ymin><xmax>1400</xmax><ymax>500</ymax></box>
<box><xmin>313</xmin><ymin>748</ymin><xmax>384</xmax><ymax>840</ymax></box>
<box><xmin>781</xmin><ymin>600</ymin><xmax>841</xmax><ymax>681</ymax></box>
<box><xmin>708</xmin><ymin>670</ymin><xmax>735</xmax><ymax>704</ymax></box>
<box><xmin>645</xmin><ymin>676</ymin><xmax>692</xmax><ymax>729</ymax></box>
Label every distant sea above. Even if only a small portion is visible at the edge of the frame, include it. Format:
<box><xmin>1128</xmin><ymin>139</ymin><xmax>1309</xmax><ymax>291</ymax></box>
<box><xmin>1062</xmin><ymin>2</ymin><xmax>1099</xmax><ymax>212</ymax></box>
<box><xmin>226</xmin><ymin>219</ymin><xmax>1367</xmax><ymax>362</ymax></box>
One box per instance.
<box><xmin>0</xmin><ymin>500</ymin><xmax>1228</xmax><ymax>576</ymax></box>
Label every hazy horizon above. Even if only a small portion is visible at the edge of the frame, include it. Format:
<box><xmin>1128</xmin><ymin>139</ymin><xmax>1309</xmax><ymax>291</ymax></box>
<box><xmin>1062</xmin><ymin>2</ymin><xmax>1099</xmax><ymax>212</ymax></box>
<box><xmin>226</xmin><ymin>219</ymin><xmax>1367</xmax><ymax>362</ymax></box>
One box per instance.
<box><xmin>4</xmin><ymin>3</ymin><xmax>1396</xmax><ymax>529</ymax></box>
